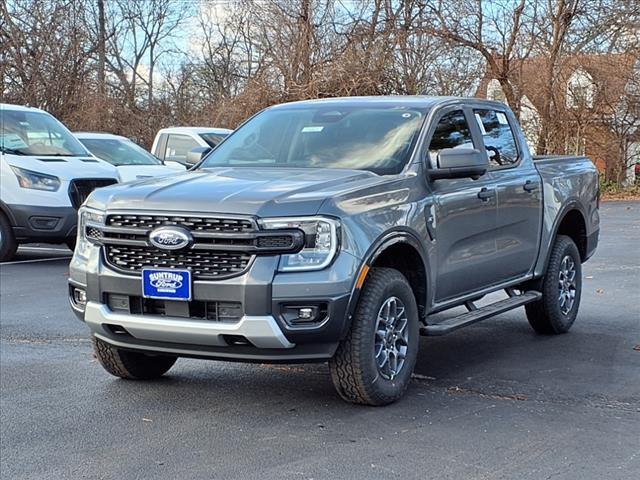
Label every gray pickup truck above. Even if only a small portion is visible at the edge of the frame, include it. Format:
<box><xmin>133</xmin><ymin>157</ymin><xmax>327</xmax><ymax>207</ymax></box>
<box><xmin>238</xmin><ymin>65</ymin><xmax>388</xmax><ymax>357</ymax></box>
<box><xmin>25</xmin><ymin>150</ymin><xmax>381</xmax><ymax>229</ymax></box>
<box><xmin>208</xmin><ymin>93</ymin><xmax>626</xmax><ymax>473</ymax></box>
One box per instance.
<box><xmin>69</xmin><ymin>96</ymin><xmax>599</xmax><ymax>405</ymax></box>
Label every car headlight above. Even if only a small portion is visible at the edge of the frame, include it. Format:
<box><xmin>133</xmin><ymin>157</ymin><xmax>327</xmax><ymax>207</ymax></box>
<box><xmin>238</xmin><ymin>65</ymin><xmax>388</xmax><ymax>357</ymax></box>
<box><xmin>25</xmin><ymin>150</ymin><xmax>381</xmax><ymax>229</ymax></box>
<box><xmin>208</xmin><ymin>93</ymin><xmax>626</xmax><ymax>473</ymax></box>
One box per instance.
<box><xmin>78</xmin><ymin>206</ymin><xmax>105</xmax><ymax>244</ymax></box>
<box><xmin>260</xmin><ymin>217</ymin><xmax>339</xmax><ymax>272</ymax></box>
<box><xmin>11</xmin><ymin>166</ymin><xmax>61</xmax><ymax>191</ymax></box>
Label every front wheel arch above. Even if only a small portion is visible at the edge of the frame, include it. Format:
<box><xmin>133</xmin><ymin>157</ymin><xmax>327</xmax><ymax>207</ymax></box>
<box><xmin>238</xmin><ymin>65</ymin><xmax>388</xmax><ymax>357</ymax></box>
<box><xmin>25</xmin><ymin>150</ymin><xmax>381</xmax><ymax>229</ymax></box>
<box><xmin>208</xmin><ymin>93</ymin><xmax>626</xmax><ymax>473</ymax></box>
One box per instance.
<box><xmin>343</xmin><ymin>232</ymin><xmax>430</xmax><ymax>339</ymax></box>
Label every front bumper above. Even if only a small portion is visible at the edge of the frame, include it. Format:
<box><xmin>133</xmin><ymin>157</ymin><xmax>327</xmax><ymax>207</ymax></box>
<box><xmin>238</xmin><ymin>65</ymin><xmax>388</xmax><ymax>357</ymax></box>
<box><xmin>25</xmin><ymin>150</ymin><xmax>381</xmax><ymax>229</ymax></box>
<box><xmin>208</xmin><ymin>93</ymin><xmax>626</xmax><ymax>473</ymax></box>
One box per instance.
<box><xmin>6</xmin><ymin>204</ymin><xmax>77</xmax><ymax>243</ymax></box>
<box><xmin>69</xmin><ymin>244</ymin><xmax>360</xmax><ymax>362</ymax></box>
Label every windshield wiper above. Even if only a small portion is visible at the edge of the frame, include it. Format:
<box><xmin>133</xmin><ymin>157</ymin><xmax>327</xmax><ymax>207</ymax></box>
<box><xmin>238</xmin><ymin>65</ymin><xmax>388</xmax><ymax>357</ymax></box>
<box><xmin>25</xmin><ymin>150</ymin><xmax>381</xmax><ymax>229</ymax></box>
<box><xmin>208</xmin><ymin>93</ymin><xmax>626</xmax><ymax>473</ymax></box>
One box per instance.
<box><xmin>0</xmin><ymin>147</ymin><xmax>27</xmax><ymax>155</ymax></box>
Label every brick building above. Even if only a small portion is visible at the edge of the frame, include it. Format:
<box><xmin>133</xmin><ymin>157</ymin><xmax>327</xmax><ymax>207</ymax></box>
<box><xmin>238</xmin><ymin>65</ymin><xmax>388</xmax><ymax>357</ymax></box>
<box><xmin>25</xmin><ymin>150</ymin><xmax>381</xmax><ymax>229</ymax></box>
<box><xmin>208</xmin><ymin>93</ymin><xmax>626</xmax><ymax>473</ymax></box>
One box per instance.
<box><xmin>476</xmin><ymin>54</ymin><xmax>639</xmax><ymax>184</ymax></box>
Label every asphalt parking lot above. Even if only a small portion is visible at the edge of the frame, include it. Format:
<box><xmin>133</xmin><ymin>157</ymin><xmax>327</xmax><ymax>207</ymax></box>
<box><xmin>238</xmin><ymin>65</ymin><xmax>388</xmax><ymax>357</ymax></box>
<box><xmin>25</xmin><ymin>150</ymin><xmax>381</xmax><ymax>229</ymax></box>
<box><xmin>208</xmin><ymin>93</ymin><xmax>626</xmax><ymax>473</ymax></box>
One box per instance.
<box><xmin>1</xmin><ymin>201</ymin><xmax>638</xmax><ymax>480</ymax></box>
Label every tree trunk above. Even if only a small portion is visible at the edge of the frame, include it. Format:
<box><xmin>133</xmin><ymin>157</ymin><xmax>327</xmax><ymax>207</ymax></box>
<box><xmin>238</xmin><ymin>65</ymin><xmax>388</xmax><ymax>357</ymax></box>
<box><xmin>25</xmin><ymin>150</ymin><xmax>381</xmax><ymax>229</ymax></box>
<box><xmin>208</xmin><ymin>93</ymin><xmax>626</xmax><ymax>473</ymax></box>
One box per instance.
<box><xmin>97</xmin><ymin>0</ymin><xmax>106</xmax><ymax>96</ymax></box>
<box><xmin>148</xmin><ymin>44</ymin><xmax>154</xmax><ymax>107</ymax></box>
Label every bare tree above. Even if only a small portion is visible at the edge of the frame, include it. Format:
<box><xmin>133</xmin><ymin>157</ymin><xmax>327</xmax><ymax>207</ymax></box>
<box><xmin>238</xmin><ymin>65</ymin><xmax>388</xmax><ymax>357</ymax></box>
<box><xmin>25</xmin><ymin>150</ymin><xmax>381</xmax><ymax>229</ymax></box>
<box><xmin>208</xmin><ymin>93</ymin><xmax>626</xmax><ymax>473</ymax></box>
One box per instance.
<box><xmin>105</xmin><ymin>0</ymin><xmax>187</xmax><ymax>107</ymax></box>
<box><xmin>421</xmin><ymin>0</ymin><xmax>539</xmax><ymax>116</ymax></box>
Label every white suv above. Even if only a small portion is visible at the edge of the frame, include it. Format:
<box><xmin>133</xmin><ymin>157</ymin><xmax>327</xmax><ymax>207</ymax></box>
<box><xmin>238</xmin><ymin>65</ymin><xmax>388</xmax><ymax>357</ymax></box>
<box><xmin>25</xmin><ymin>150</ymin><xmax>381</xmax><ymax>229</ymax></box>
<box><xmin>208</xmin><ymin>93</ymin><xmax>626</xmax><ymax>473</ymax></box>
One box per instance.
<box><xmin>0</xmin><ymin>104</ymin><xmax>119</xmax><ymax>260</ymax></box>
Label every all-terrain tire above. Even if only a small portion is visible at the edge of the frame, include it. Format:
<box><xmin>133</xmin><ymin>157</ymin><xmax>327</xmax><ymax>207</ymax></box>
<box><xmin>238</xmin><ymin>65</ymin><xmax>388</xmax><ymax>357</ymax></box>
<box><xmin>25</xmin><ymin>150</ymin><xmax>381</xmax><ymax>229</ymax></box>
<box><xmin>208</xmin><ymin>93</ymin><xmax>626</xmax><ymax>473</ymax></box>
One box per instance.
<box><xmin>329</xmin><ymin>267</ymin><xmax>419</xmax><ymax>406</ymax></box>
<box><xmin>0</xmin><ymin>212</ymin><xmax>18</xmax><ymax>262</ymax></box>
<box><xmin>93</xmin><ymin>337</ymin><xmax>177</xmax><ymax>379</ymax></box>
<box><xmin>525</xmin><ymin>235</ymin><xmax>582</xmax><ymax>334</ymax></box>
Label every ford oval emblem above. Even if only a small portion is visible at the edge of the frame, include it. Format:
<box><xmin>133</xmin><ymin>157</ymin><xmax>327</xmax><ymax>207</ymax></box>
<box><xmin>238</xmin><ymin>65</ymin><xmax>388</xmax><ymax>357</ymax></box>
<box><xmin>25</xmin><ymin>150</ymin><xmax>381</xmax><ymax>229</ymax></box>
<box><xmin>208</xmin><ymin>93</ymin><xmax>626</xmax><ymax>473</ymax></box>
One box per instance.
<box><xmin>149</xmin><ymin>226</ymin><xmax>192</xmax><ymax>250</ymax></box>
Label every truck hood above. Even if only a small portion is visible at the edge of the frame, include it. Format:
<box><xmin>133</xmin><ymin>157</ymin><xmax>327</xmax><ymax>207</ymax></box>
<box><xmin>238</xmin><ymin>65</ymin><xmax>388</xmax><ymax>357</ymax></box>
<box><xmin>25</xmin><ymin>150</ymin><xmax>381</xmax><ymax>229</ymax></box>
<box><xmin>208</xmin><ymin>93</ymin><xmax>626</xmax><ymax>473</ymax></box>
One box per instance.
<box><xmin>3</xmin><ymin>154</ymin><xmax>119</xmax><ymax>181</ymax></box>
<box><xmin>86</xmin><ymin>167</ymin><xmax>386</xmax><ymax>216</ymax></box>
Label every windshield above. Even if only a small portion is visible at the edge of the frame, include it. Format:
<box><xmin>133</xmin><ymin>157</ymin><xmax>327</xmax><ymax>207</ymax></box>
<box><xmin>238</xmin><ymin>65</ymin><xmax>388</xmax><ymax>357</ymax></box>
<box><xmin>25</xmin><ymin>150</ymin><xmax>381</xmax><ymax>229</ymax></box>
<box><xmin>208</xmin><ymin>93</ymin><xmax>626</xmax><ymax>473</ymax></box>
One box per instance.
<box><xmin>199</xmin><ymin>106</ymin><xmax>426</xmax><ymax>175</ymax></box>
<box><xmin>199</xmin><ymin>132</ymin><xmax>228</xmax><ymax>148</ymax></box>
<box><xmin>79</xmin><ymin>138</ymin><xmax>161</xmax><ymax>166</ymax></box>
<box><xmin>0</xmin><ymin>110</ymin><xmax>88</xmax><ymax>156</ymax></box>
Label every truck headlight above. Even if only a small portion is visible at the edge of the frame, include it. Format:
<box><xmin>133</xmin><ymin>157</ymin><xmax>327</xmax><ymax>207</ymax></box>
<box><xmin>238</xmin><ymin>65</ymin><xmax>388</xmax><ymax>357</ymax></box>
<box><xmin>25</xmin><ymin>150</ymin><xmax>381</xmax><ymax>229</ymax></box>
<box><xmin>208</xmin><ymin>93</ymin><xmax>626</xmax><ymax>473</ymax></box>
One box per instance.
<box><xmin>260</xmin><ymin>217</ymin><xmax>339</xmax><ymax>271</ymax></box>
<box><xmin>11</xmin><ymin>166</ymin><xmax>60</xmax><ymax>191</ymax></box>
<box><xmin>78</xmin><ymin>206</ymin><xmax>105</xmax><ymax>244</ymax></box>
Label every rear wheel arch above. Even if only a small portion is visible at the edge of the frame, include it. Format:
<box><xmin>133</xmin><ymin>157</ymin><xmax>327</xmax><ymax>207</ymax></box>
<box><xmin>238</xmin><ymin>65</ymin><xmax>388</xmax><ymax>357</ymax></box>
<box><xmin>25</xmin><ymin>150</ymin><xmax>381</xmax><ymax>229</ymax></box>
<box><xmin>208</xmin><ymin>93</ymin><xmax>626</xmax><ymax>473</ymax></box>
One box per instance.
<box><xmin>553</xmin><ymin>207</ymin><xmax>588</xmax><ymax>262</ymax></box>
<box><xmin>532</xmin><ymin>205</ymin><xmax>587</xmax><ymax>286</ymax></box>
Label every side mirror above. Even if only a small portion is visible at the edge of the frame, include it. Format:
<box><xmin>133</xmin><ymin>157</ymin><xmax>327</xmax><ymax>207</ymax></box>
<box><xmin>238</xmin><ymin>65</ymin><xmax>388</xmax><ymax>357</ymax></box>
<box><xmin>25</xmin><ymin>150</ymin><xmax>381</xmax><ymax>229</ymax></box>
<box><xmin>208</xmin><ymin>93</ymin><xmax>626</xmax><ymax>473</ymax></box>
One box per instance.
<box><xmin>429</xmin><ymin>148</ymin><xmax>488</xmax><ymax>180</ymax></box>
<box><xmin>185</xmin><ymin>146</ymin><xmax>211</xmax><ymax>167</ymax></box>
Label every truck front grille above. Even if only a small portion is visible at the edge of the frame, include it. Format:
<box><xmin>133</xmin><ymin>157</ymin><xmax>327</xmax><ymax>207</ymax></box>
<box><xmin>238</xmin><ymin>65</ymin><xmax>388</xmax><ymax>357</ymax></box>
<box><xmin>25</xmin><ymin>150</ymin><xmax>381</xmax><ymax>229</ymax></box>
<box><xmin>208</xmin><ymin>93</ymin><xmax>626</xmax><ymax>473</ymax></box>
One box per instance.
<box><xmin>107</xmin><ymin>214</ymin><xmax>254</xmax><ymax>233</ymax></box>
<box><xmin>105</xmin><ymin>245</ymin><xmax>252</xmax><ymax>279</ymax></box>
<box><xmin>92</xmin><ymin>213</ymin><xmax>303</xmax><ymax>280</ymax></box>
<box><xmin>68</xmin><ymin>179</ymin><xmax>117</xmax><ymax>209</ymax></box>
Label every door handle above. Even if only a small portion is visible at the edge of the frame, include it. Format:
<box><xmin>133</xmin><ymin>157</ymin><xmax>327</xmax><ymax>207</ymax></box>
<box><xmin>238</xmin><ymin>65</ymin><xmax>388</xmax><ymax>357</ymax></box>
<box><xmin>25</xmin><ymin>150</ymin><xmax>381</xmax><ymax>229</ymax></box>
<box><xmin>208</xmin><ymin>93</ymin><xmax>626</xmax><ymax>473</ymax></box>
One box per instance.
<box><xmin>477</xmin><ymin>187</ymin><xmax>496</xmax><ymax>201</ymax></box>
<box><xmin>523</xmin><ymin>181</ymin><xmax>540</xmax><ymax>192</ymax></box>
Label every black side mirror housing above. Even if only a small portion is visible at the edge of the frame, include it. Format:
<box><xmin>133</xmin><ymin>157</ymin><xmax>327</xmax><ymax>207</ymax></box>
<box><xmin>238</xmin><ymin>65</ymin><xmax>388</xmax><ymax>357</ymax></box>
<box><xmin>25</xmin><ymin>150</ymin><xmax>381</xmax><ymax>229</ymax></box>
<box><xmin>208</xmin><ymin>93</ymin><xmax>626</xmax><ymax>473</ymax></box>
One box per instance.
<box><xmin>429</xmin><ymin>148</ymin><xmax>488</xmax><ymax>180</ymax></box>
<box><xmin>185</xmin><ymin>146</ymin><xmax>212</xmax><ymax>167</ymax></box>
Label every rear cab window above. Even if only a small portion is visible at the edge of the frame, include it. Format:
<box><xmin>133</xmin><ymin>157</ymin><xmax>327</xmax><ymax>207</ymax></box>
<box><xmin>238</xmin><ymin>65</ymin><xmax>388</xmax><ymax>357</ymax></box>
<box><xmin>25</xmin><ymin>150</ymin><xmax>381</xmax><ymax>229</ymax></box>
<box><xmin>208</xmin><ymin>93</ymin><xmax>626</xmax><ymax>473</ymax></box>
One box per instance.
<box><xmin>473</xmin><ymin>109</ymin><xmax>519</xmax><ymax>168</ymax></box>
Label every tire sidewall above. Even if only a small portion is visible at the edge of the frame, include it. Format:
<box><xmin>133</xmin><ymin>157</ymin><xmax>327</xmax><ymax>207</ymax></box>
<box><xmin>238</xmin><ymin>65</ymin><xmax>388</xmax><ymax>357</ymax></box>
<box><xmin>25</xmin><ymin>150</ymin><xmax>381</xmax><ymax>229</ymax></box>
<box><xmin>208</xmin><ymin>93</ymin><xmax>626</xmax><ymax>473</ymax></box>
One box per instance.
<box><xmin>355</xmin><ymin>271</ymin><xmax>419</xmax><ymax>401</ymax></box>
<box><xmin>545</xmin><ymin>237</ymin><xmax>582</xmax><ymax>332</ymax></box>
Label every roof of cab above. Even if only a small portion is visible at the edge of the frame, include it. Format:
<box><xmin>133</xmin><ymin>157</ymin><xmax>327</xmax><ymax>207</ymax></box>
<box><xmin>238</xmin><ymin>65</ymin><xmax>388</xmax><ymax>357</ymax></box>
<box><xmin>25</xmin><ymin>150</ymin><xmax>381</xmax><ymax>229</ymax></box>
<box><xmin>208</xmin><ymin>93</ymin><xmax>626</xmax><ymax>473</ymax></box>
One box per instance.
<box><xmin>1</xmin><ymin>103</ymin><xmax>49</xmax><ymax>114</ymax></box>
<box><xmin>156</xmin><ymin>127</ymin><xmax>232</xmax><ymax>135</ymax></box>
<box><xmin>268</xmin><ymin>95</ymin><xmax>462</xmax><ymax>110</ymax></box>
<box><xmin>74</xmin><ymin>132</ymin><xmax>129</xmax><ymax>141</ymax></box>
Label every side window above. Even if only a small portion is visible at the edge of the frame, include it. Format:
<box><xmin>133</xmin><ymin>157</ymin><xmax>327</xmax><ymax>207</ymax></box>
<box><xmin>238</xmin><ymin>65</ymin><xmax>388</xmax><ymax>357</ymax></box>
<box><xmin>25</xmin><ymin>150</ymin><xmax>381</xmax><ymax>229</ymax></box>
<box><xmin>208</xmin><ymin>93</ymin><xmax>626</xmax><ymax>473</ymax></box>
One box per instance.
<box><xmin>428</xmin><ymin>110</ymin><xmax>474</xmax><ymax>163</ymax></box>
<box><xmin>165</xmin><ymin>134</ymin><xmax>199</xmax><ymax>164</ymax></box>
<box><xmin>473</xmin><ymin>109</ymin><xmax>519</xmax><ymax>168</ymax></box>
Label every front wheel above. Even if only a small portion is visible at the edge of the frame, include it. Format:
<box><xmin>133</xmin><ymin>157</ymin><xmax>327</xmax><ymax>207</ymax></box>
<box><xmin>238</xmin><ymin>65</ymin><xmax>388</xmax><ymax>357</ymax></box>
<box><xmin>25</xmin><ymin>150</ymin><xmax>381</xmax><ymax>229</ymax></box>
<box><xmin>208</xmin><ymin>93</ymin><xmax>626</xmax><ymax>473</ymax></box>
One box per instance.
<box><xmin>93</xmin><ymin>337</ymin><xmax>177</xmax><ymax>379</ymax></box>
<box><xmin>525</xmin><ymin>235</ymin><xmax>582</xmax><ymax>334</ymax></box>
<box><xmin>0</xmin><ymin>212</ymin><xmax>18</xmax><ymax>262</ymax></box>
<box><xmin>329</xmin><ymin>267</ymin><xmax>419</xmax><ymax>406</ymax></box>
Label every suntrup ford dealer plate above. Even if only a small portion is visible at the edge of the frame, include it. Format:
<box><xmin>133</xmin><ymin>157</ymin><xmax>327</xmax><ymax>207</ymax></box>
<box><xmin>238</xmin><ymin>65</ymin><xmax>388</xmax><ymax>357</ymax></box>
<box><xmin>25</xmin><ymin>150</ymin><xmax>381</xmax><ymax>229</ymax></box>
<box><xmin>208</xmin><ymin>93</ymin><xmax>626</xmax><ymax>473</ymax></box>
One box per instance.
<box><xmin>142</xmin><ymin>268</ymin><xmax>192</xmax><ymax>301</ymax></box>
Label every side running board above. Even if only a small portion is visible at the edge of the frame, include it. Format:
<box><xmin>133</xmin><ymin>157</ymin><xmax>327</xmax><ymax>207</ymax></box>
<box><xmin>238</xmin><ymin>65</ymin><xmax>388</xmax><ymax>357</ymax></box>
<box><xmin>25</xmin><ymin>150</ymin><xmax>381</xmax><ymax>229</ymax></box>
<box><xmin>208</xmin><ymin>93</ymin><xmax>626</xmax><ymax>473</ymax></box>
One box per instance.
<box><xmin>420</xmin><ymin>290</ymin><xmax>542</xmax><ymax>336</ymax></box>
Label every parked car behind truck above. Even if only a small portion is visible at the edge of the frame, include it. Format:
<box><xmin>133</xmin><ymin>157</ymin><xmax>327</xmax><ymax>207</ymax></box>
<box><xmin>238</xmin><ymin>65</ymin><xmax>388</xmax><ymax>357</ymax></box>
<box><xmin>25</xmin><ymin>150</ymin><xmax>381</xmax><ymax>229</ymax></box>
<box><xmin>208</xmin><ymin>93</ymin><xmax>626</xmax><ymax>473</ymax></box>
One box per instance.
<box><xmin>0</xmin><ymin>104</ymin><xmax>118</xmax><ymax>261</ymax></box>
<box><xmin>69</xmin><ymin>96</ymin><xmax>599</xmax><ymax>405</ymax></box>
<box><xmin>151</xmin><ymin>127</ymin><xmax>232</xmax><ymax>168</ymax></box>
<box><xmin>75</xmin><ymin>132</ymin><xmax>184</xmax><ymax>183</ymax></box>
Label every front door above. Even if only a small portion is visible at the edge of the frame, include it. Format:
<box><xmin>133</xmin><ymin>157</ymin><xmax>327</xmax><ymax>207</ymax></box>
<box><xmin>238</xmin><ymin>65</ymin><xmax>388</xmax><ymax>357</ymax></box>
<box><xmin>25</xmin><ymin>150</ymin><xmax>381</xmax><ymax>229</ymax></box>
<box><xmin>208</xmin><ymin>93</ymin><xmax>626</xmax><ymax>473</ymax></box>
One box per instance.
<box><xmin>426</xmin><ymin>107</ymin><xmax>499</xmax><ymax>302</ymax></box>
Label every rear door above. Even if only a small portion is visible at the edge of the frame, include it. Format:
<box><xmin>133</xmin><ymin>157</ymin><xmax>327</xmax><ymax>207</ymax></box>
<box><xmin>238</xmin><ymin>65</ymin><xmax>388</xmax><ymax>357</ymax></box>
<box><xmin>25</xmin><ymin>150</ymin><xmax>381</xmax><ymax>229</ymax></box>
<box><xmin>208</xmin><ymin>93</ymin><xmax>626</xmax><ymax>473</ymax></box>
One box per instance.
<box><xmin>427</xmin><ymin>107</ymin><xmax>500</xmax><ymax>301</ymax></box>
<box><xmin>472</xmin><ymin>108</ymin><xmax>542</xmax><ymax>280</ymax></box>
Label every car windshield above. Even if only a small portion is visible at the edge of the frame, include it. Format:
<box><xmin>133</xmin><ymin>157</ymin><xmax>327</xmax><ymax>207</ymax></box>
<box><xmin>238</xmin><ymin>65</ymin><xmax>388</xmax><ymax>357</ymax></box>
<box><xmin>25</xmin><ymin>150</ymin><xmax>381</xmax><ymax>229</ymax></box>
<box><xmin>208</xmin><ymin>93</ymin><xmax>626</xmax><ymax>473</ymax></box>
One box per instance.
<box><xmin>199</xmin><ymin>105</ymin><xmax>427</xmax><ymax>175</ymax></box>
<box><xmin>199</xmin><ymin>132</ymin><xmax>228</xmax><ymax>148</ymax></box>
<box><xmin>79</xmin><ymin>138</ymin><xmax>161</xmax><ymax>166</ymax></box>
<box><xmin>0</xmin><ymin>110</ymin><xmax>88</xmax><ymax>156</ymax></box>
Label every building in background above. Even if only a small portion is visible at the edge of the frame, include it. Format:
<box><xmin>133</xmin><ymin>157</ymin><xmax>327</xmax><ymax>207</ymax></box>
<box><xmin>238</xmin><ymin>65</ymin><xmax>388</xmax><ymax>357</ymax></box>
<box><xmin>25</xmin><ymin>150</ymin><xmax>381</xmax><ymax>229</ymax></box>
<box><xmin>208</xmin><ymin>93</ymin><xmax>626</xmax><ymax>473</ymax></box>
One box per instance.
<box><xmin>477</xmin><ymin>54</ymin><xmax>640</xmax><ymax>185</ymax></box>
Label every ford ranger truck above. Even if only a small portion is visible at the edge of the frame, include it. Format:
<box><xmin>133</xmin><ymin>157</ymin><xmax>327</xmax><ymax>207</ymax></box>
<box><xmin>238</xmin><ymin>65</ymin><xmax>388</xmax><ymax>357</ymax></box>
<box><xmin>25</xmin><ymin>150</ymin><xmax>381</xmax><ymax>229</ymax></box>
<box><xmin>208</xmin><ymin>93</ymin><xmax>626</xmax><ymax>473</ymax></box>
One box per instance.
<box><xmin>68</xmin><ymin>97</ymin><xmax>599</xmax><ymax>406</ymax></box>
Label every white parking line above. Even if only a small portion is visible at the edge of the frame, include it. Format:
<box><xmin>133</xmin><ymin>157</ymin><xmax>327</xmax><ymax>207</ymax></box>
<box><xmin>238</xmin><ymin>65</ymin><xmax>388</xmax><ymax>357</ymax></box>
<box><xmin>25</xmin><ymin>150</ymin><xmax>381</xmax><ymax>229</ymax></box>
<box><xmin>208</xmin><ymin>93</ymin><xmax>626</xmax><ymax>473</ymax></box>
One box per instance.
<box><xmin>1</xmin><ymin>256</ymin><xmax>71</xmax><ymax>265</ymax></box>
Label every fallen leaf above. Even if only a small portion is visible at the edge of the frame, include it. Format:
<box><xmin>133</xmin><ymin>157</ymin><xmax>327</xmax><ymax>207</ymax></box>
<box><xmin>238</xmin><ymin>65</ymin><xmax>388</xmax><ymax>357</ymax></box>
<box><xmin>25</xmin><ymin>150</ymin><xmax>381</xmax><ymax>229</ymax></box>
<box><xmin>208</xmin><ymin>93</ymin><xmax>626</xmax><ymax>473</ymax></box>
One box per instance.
<box><xmin>633</xmin><ymin>345</ymin><xmax>640</xmax><ymax>352</ymax></box>
<box><xmin>596</xmin><ymin>288</ymin><xmax>605</xmax><ymax>295</ymax></box>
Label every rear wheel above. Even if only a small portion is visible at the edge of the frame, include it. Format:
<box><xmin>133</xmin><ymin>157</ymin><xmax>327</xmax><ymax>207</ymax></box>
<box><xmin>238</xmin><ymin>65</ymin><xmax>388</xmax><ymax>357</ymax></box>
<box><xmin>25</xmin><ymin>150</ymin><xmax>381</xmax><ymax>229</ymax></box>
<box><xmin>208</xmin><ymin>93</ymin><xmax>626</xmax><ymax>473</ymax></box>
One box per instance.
<box><xmin>329</xmin><ymin>267</ymin><xmax>419</xmax><ymax>406</ymax></box>
<box><xmin>93</xmin><ymin>337</ymin><xmax>177</xmax><ymax>379</ymax></box>
<box><xmin>525</xmin><ymin>235</ymin><xmax>582</xmax><ymax>334</ymax></box>
<box><xmin>0</xmin><ymin>213</ymin><xmax>17</xmax><ymax>262</ymax></box>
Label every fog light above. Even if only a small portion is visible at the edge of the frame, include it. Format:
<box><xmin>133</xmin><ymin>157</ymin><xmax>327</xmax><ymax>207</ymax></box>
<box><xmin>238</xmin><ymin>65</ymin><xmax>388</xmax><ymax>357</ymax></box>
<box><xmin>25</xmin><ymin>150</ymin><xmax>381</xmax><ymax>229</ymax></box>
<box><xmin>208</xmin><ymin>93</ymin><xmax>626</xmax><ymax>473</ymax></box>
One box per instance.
<box><xmin>73</xmin><ymin>288</ymin><xmax>86</xmax><ymax>307</ymax></box>
<box><xmin>280</xmin><ymin>303</ymin><xmax>328</xmax><ymax>327</ymax></box>
<box><xmin>298</xmin><ymin>308</ymin><xmax>314</xmax><ymax>320</ymax></box>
